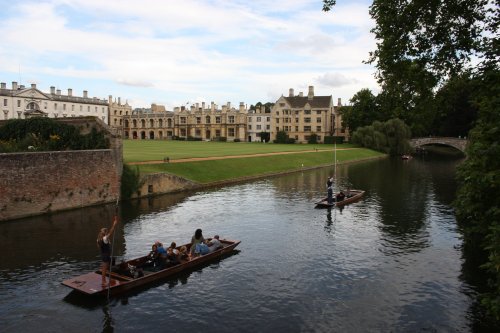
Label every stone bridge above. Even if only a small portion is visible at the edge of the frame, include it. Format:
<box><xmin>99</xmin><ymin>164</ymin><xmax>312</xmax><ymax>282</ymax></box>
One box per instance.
<box><xmin>410</xmin><ymin>137</ymin><xmax>468</xmax><ymax>152</ymax></box>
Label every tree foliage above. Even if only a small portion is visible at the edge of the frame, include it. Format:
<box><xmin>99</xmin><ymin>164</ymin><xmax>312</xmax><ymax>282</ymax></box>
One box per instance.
<box><xmin>341</xmin><ymin>88</ymin><xmax>379</xmax><ymax>132</ymax></box>
<box><xmin>0</xmin><ymin>117</ymin><xmax>109</xmax><ymax>152</ymax></box>
<box><xmin>351</xmin><ymin>118</ymin><xmax>412</xmax><ymax>155</ymax></box>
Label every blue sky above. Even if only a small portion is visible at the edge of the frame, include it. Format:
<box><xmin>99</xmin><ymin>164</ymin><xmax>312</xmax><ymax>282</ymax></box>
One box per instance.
<box><xmin>0</xmin><ymin>0</ymin><xmax>378</xmax><ymax>109</ymax></box>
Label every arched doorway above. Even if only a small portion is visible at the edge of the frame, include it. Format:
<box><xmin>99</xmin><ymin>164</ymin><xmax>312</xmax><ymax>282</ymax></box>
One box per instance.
<box><xmin>149</xmin><ymin>131</ymin><xmax>155</xmax><ymax>139</ymax></box>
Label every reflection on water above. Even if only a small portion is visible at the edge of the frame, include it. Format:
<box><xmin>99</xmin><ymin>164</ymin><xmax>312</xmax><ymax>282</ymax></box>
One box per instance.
<box><xmin>0</xmin><ymin>154</ymin><xmax>497</xmax><ymax>332</ymax></box>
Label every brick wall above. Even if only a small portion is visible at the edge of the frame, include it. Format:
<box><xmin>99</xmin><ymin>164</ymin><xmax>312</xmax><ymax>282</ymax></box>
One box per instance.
<box><xmin>0</xmin><ymin>150</ymin><xmax>120</xmax><ymax>221</ymax></box>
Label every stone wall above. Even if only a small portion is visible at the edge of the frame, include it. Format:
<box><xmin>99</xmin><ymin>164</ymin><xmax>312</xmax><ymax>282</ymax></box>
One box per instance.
<box><xmin>0</xmin><ymin>150</ymin><xmax>121</xmax><ymax>221</ymax></box>
<box><xmin>134</xmin><ymin>173</ymin><xmax>198</xmax><ymax>198</ymax></box>
<box><xmin>0</xmin><ymin>117</ymin><xmax>122</xmax><ymax>221</ymax></box>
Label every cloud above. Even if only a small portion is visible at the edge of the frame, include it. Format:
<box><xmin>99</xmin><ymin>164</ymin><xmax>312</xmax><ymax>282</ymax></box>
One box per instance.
<box><xmin>115</xmin><ymin>78</ymin><xmax>154</xmax><ymax>88</ymax></box>
<box><xmin>315</xmin><ymin>72</ymin><xmax>359</xmax><ymax>88</ymax></box>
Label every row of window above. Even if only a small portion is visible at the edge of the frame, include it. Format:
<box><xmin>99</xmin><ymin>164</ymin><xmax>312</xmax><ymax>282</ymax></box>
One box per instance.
<box><xmin>278</xmin><ymin>126</ymin><xmax>322</xmax><ymax>132</ymax></box>
<box><xmin>2</xmin><ymin>99</ymin><xmax>105</xmax><ymax>113</ymax></box>
<box><xmin>248</xmin><ymin>124</ymin><xmax>271</xmax><ymax>130</ymax></box>
<box><xmin>275</xmin><ymin>117</ymin><xmax>323</xmax><ymax>124</ymax></box>
<box><xmin>179</xmin><ymin>115</ymin><xmax>238</xmax><ymax>124</ymax></box>
<box><xmin>248</xmin><ymin>116</ymin><xmax>271</xmax><ymax>122</ymax></box>
<box><xmin>277</xmin><ymin>110</ymin><xmax>326</xmax><ymax>116</ymax></box>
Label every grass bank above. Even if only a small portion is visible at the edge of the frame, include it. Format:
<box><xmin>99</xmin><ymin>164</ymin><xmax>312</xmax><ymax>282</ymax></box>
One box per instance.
<box><xmin>134</xmin><ymin>148</ymin><xmax>385</xmax><ymax>183</ymax></box>
<box><xmin>123</xmin><ymin>139</ymin><xmax>356</xmax><ymax>163</ymax></box>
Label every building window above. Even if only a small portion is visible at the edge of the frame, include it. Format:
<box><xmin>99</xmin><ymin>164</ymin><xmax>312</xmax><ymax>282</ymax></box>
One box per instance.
<box><xmin>54</xmin><ymin>103</ymin><xmax>57</xmax><ymax>109</ymax></box>
<box><xmin>304</xmin><ymin>126</ymin><xmax>311</xmax><ymax>132</ymax></box>
<box><xmin>305</xmin><ymin>110</ymin><xmax>311</xmax><ymax>114</ymax></box>
<box><xmin>280</xmin><ymin>103</ymin><xmax>285</xmax><ymax>107</ymax></box>
<box><xmin>195</xmin><ymin>129</ymin><xmax>201</xmax><ymax>136</ymax></box>
<box><xmin>267</xmin><ymin>117</ymin><xmax>270</xmax><ymax>121</ymax></box>
<box><xmin>215</xmin><ymin>130</ymin><xmax>221</xmax><ymax>137</ymax></box>
<box><xmin>3</xmin><ymin>99</ymin><xmax>7</xmax><ymax>106</ymax></box>
<box><xmin>196</xmin><ymin>117</ymin><xmax>201</xmax><ymax>124</ymax></box>
<box><xmin>266</xmin><ymin>125</ymin><xmax>270</xmax><ymax>130</ymax></box>
<box><xmin>216</xmin><ymin>117</ymin><xmax>221</xmax><ymax>124</ymax></box>
<box><xmin>87</xmin><ymin>106</ymin><xmax>90</xmax><ymax>112</ymax></box>
<box><xmin>248</xmin><ymin>125</ymin><xmax>252</xmax><ymax>130</ymax></box>
<box><xmin>95</xmin><ymin>106</ymin><xmax>98</xmax><ymax>112</ymax></box>
<box><xmin>80</xmin><ymin>105</ymin><xmax>82</xmax><ymax>111</ymax></box>
<box><xmin>257</xmin><ymin>125</ymin><xmax>261</xmax><ymax>130</ymax></box>
<box><xmin>276</xmin><ymin>119</ymin><xmax>280</xmax><ymax>123</ymax></box>
<box><xmin>180</xmin><ymin>117</ymin><xmax>186</xmax><ymax>124</ymax></box>
<box><xmin>317</xmin><ymin>110</ymin><xmax>322</xmax><ymax>115</ymax></box>
<box><xmin>295</xmin><ymin>126</ymin><xmax>299</xmax><ymax>131</ymax></box>
<box><xmin>276</xmin><ymin>111</ymin><xmax>279</xmax><ymax>116</ymax></box>
<box><xmin>316</xmin><ymin>126</ymin><xmax>322</xmax><ymax>132</ymax></box>
<box><xmin>102</xmin><ymin>107</ymin><xmax>105</xmax><ymax>113</ymax></box>
<box><xmin>72</xmin><ymin>105</ymin><xmax>74</xmax><ymax>111</ymax></box>
<box><xmin>17</xmin><ymin>100</ymin><xmax>21</xmax><ymax>107</ymax></box>
<box><xmin>257</xmin><ymin>117</ymin><xmax>261</xmax><ymax>122</ymax></box>
<box><xmin>63</xmin><ymin>104</ymin><xmax>66</xmax><ymax>111</ymax></box>
<box><xmin>229</xmin><ymin>116</ymin><xmax>235</xmax><ymax>124</ymax></box>
<box><xmin>304</xmin><ymin>118</ymin><xmax>311</xmax><ymax>123</ymax></box>
<box><xmin>316</xmin><ymin>117</ymin><xmax>321</xmax><ymax>123</ymax></box>
<box><xmin>248</xmin><ymin>117</ymin><xmax>252</xmax><ymax>122</ymax></box>
<box><xmin>228</xmin><ymin>128</ymin><xmax>235</xmax><ymax>137</ymax></box>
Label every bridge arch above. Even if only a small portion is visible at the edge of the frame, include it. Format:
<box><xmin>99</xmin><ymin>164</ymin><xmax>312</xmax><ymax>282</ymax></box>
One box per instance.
<box><xmin>409</xmin><ymin>137</ymin><xmax>468</xmax><ymax>153</ymax></box>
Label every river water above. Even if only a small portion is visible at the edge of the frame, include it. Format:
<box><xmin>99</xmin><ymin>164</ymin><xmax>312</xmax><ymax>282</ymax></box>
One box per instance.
<box><xmin>0</xmin><ymin>154</ymin><xmax>495</xmax><ymax>332</ymax></box>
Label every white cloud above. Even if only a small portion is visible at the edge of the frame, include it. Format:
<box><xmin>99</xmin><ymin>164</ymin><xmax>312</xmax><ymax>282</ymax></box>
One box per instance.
<box><xmin>0</xmin><ymin>0</ymin><xmax>379</xmax><ymax>108</ymax></box>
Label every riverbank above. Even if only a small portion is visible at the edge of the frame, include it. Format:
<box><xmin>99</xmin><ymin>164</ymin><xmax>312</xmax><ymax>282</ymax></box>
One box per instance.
<box><xmin>131</xmin><ymin>148</ymin><xmax>386</xmax><ymax>198</ymax></box>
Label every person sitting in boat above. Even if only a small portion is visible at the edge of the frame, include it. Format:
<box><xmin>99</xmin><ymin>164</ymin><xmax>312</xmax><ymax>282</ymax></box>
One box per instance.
<box><xmin>170</xmin><ymin>242</ymin><xmax>179</xmax><ymax>255</ymax></box>
<box><xmin>336</xmin><ymin>191</ymin><xmax>345</xmax><ymax>201</ymax></box>
<box><xmin>144</xmin><ymin>244</ymin><xmax>162</xmax><ymax>269</ymax></box>
<box><xmin>190</xmin><ymin>229</ymin><xmax>205</xmax><ymax>256</ymax></box>
<box><xmin>155</xmin><ymin>241</ymin><xmax>167</xmax><ymax>258</ymax></box>
<box><xmin>207</xmin><ymin>235</ymin><xmax>222</xmax><ymax>253</ymax></box>
<box><xmin>178</xmin><ymin>246</ymin><xmax>189</xmax><ymax>262</ymax></box>
<box><xmin>165</xmin><ymin>246</ymin><xmax>180</xmax><ymax>267</ymax></box>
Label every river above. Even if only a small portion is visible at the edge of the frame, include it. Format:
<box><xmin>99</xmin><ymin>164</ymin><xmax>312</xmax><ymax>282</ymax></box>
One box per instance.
<box><xmin>0</xmin><ymin>153</ymin><xmax>495</xmax><ymax>332</ymax></box>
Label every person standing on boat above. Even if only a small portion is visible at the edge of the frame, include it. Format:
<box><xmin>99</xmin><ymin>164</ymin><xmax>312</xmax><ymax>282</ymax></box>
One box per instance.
<box><xmin>326</xmin><ymin>176</ymin><xmax>333</xmax><ymax>188</ymax></box>
<box><xmin>327</xmin><ymin>184</ymin><xmax>334</xmax><ymax>204</ymax></box>
<box><xmin>97</xmin><ymin>215</ymin><xmax>118</xmax><ymax>286</ymax></box>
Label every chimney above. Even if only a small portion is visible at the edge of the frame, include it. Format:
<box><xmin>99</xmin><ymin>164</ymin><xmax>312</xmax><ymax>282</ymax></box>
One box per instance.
<box><xmin>1</xmin><ymin>82</ymin><xmax>5</xmax><ymax>89</ymax></box>
<box><xmin>202</xmin><ymin>102</ymin><xmax>205</xmax><ymax>110</ymax></box>
<box><xmin>308</xmin><ymin>86</ymin><xmax>314</xmax><ymax>100</ymax></box>
<box><xmin>239</xmin><ymin>102</ymin><xmax>245</xmax><ymax>112</ymax></box>
<box><xmin>118</xmin><ymin>97</ymin><xmax>121</xmax><ymax>104</ymax></box>
<box><xmin>56</xmin><ymin>89</ymin><xmax>61</xmax><ymax>95</ymax></box>
<box><xmin>195</xmin><ymin>102</ymin><xmax>199</xmax><ymax>110</ymax></box>
<box><xmin>222</xmin><ymin>105</ymin><xmax>227</xmax><ymax>113</ymax></box>
<box><xmin>68</xmin><ymin>88</ymin><xmax>72</xmax><ymax>96</ymax></box>
<box><xmin>31</xmin><ymin>83</ymin><xmax>36</xmax><ymax>89</ymax></box>
<box><xmin>83</xmin><ymin>90</ymin><xmax>88</xmax><ymax>98</ymax></box>
<box><xmin>337</xmin><ymin>98</ymin><xmax>342</xmax><ymax>106</ymax></box>
<box><xmin>227</xmin><ymin>102</ymin><xmax>231</xmax><ymax>109</ymax></box>
<box><xmin>12</xmin><ymin>82</ymin><xmax>18</xmax><ymax>90</ymax></box>
<box><xmin>211</xmin><ymin>102</ymin><xmax>215</xmax><ymax>112</ymax></box>
<box><xmin>289</xmin><ymin>88</ymin><xmax>294</xmax><ymax>97</ymax></box>
<box><xmin>50</xmin><ymin>86</ymin><xmax>55</xmax><ymax>94</ymax></box>
<box><xmin>109</xmin><ymin>95</ymin><xmax>112</xmax><ymax>104</ymax></box>
<box><xmin>299</xmin><ymin>91</ymin><xmax>303</xmax><ymax>97</ymax></box>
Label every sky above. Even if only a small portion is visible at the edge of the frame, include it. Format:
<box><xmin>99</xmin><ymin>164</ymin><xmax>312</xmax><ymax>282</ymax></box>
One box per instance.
<box><xmin>0</xmin><ymin>0</ymin><xmax>379</xmax><ymax>110</ymax></box>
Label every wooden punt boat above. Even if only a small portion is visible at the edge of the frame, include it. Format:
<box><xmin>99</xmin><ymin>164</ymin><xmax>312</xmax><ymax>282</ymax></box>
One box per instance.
<box><xmin>62</xmin><ymin>238</ymin><xmax>240</xmax><ymax>296</ymax></box>
<box><xmin>315</xmin><ymin>189</ymin><xmax>365</xmax><ymax>208</ymax></box>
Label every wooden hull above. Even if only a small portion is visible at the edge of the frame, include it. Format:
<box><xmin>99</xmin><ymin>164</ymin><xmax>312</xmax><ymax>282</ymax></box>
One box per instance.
<box><xmin>315</xmin><ymin>190</ymin><xmax>365</xmax><ymax>208</ymax></box>
<box><xmin>62</xmin><ymin>239</ymin><xmax>240</xmax><ymax>296</ymax></box>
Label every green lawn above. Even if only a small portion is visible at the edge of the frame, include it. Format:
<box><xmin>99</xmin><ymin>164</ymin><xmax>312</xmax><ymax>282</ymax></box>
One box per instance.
<box><xmin>134</xmin><ymin>149</ymin><xmax>384</xmax><ymax>183</ymax></box>
<box><xmin>123</xmin><ymin>139</ymin><xmax>357</xmax><ymax>163</ymax></box>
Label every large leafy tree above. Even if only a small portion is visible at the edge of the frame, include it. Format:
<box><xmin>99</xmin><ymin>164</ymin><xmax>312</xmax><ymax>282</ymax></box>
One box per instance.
<box><xmin>341</xmin><ymin>88</ymin><xmax>379</xmax><ymax>133</ymax></box>
<box><xmin>323</xmin><ymin>0</ymin><xmax>500</xmax><ymax>318</ymax></box>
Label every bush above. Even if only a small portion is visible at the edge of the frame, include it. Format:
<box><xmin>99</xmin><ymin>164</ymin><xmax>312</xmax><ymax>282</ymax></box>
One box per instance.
<box><xmin>233</xmin><ymin>138</ymin><xmax>241</xmax><ymax>142</ymax></box>
<box><xmin>308</xmin><ymin>133</ymin><xmax>318</xmax><ymax>144</ymax></box>
<box><xmin>0</xmin><ymin>118</ymin><xmax>109</xmax><ymax>152</ymax></box>
<box><xmin>120</xmin><ymin>164</ymin><xmax>142</xmax><ymax>199</ymax></box>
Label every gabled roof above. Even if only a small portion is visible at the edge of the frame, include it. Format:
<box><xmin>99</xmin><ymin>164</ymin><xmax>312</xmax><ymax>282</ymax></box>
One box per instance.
<box><xmin>283</xmin><ymin>96</ymin><xmax>332</xmax><ymax>108</ymax></box>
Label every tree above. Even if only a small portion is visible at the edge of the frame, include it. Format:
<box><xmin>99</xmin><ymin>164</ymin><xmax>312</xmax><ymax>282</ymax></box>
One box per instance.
<box><xmin>341</xmin><ymin>88</ymin><xmax>379</xmax><ymax>132</ymax></box>
<box><xmin>351</xmin><ymin>118</ymin><xmax>412</xmax><ymax>155</ymax></box>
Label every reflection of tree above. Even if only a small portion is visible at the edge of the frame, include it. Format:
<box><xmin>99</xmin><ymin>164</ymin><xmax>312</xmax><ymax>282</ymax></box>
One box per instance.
<box><xmin>356</xmin><ymin>158</ymin><xmax>431</xmax><ymax>252</ymax></box>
